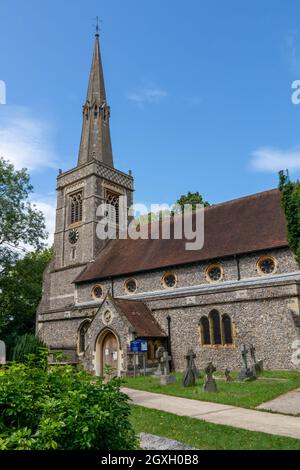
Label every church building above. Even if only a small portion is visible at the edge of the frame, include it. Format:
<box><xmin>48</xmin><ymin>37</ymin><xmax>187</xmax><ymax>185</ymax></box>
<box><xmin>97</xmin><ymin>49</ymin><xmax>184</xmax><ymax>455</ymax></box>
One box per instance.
<box><xmin>37</xmin><ymin>32</ymin><xmax>300</xmax><ymax>374</ymax></box>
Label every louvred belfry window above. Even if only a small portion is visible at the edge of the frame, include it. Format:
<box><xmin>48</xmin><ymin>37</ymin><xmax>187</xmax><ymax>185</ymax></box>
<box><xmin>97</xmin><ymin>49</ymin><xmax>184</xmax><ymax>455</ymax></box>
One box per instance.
<box><xmin>106</xmin><ymin>190</ymin><xmax>120</xmax><ymax>225</ymax></box>
<box><xmin>70</xmin><ymin>192</ymin><xmax>83</xmax><ymax>225</ymax></box>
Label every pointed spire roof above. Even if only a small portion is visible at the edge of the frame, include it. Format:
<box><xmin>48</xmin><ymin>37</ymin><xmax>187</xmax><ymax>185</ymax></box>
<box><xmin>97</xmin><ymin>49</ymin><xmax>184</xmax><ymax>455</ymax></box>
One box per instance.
<box><xmin>86</xmin><ymin>31</ymin><xmax>106</xmax><ymax>105</ymax></box>
<box><xmin>77</xmin><ymin>32</ymin><xmax>114</xmax><ymax>167</ymax></box>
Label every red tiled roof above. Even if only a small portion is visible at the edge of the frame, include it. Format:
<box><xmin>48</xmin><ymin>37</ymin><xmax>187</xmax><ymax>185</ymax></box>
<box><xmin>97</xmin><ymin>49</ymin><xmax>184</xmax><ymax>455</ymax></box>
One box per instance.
<box><xmin>113</xmin><ymin>299</ymin><xmax>166</xmax><ymax>337</ymax></box>
<box><xmin>75</xmin><ymin>189</ymin><xmax>288</xmax><ymax>283</ymax></box>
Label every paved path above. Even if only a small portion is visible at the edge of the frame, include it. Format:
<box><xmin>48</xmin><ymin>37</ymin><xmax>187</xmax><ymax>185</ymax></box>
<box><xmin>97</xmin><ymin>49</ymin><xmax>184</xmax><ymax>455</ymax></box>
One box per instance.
<box><xmin>123</xmin><ymin>387</ymin><xmax>300</xmax><ymax>440</ymax></box>
<box><xmin>257</xmin><ymin>388</ymin><xmax>300</xmax><ymax>415</ymax></box>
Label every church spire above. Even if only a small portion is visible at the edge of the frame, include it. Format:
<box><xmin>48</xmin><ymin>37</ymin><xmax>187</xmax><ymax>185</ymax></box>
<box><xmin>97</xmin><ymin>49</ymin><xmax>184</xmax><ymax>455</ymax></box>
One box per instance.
<box><xmin>77</xmin><ymin>31</ymin><xmax>114</xmax><ymax>167</ymax></box>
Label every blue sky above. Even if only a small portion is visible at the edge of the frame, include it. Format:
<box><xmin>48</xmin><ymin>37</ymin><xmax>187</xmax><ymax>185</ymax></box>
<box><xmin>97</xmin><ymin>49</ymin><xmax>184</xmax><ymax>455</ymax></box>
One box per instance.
<box><xmin>1</xmin><ymin>0</ymin><xmax>300</xmax><ymax>241</ymax></box>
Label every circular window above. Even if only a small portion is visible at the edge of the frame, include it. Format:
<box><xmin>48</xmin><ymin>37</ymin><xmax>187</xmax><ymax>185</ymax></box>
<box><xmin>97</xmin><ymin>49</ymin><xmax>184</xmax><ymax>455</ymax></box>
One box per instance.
<box><xmin>125</xmin><ymin>278</ymin><xmax>137</xmax><ymax>294</ymax></box>
<box><xmin>206</xmin><ymin>264</ymin><xmax>223</xmax><ymax>283</ymax></box>
<box><xmin>102</xmin><ymin>310</ymin><xmax>112</xmax><ymax>325</ymax></box>
<box><xmin>257</xmin><ymin>256</ymin><xmax>276</xmax><ymax>275</ymax></box>
<box><xmin>162</xmin><ymin>273</ymin><xmax>177</xmax><ymax>289</ymax></box>
<box><xmin>92</xmin><ymin>285</ymin><xmax>104</xmax><ymax>299</ymax></box>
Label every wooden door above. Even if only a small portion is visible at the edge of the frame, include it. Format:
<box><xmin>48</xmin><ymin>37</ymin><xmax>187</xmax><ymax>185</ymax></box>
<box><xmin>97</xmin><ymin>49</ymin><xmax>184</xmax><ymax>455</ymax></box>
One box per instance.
<box><xmin>102</xmin><ymin>333</ymin><xmax>118</xmax><ymax>372</ymax></box>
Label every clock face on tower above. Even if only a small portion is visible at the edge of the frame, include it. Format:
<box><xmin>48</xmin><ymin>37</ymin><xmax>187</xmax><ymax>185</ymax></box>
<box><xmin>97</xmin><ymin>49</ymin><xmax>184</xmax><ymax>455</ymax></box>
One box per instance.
<box><xmin>69</xmin><ymin>229</ymin><xmax>79</xmax><ymax>245</ymax></box>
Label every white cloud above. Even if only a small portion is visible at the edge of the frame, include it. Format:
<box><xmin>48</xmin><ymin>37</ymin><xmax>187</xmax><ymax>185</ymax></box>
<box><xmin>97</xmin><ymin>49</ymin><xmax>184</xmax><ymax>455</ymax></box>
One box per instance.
<box><xmin>0</xmin><ymin>107</ymin><xmax>57</xmax><ymax>171</ymax></box>
<box><xmin>250</xmin><ymin>146</ymin><xmax>300</xmax><ymax>173</ymax></box>
<box><xmin>27</xmin><ymin>197</ymin><xmax>56</xmax><ymax>248</ymax></box>
<box><xmin>127</xmin><ymin>86</ymin><xmax>168</xmax><ymax>105</ymax></box>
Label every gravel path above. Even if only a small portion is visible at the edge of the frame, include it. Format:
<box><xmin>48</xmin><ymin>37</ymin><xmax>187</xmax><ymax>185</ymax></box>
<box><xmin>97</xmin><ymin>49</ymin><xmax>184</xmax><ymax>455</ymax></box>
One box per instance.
<box><xmin>139</xmin><ymin>433</ymin><xmax>196</xmax><ymax>450</ymax></box>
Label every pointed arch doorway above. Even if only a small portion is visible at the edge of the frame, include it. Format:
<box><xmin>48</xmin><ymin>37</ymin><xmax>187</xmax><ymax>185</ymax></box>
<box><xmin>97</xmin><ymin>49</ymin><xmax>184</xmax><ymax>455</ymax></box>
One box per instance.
<box><xmin>95</xmin><ymin>329</ymin><xmax>121</xmax><ymax>377</ymax></box>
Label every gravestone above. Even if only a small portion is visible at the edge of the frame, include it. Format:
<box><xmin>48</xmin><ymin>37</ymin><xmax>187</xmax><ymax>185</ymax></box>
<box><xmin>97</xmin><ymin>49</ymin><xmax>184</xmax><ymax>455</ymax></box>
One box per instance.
<box><xmin>160</xmin><ymin>351</ymin><xmax>176</xmax><ymax>385</ymax></box>
<box><xmin>250</xmin><ymin>344</ymin><xmax>263</xmax><ymax>373</ymax></box>
<box><xmin>203</xmin><ymin>362</ymin><xmax>217</xmax><ymax>393</ymax></box>
<box><xmin>224</xmin><ymin>368</ymin><xmax>233</xmax><ymax>382</ymax></box>
<box><xmin>182</xmin><ymin>350</ymin><xmax>200</xmax><ymax>387</ymax></box>
<box><xmin>238</xmin><ymin>344</ymin><xmax>256</xmax><ymax>381</ymax></box>
<box><xmin>0</xmin><ymin>341</ymin><xmax>6</xmax><ymax>365</ymax></box>
<box><xmin>153</xmin><ymin>346</ymin><xmax>165</xmax><ymax>377</ymax></box>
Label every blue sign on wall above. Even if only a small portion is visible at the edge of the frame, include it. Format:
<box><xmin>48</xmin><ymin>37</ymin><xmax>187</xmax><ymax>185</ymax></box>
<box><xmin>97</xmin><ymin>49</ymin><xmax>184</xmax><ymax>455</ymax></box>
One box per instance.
<box><xmin>130</xmin><ymin>339</ymin><xmax>148</xmax><ymax>353</ymax></box>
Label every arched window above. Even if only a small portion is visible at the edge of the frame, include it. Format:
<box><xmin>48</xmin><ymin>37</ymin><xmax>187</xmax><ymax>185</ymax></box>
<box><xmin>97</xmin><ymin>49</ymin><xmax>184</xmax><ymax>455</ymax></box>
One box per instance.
<box><xmin>78</xmin><ymin>321</ymin><xmax>90</xmax><ymax>354</ymax></box>
<box><xmin>210</xmin><ymin>310</ymin><xmax>222</xmax><ymax>345</ymax></box>
<box><xmin>222</xmin><ymin>314</ymin><xmax>233</xmax><ymax>345</ymax></box>
<box><xmin>106</xmin><ymin>190</ymin><xmax>120</xmax><ymax>225</ymax></box>
<box><xmin>70</xmin><ymin>192</ymin><xmax>83</xmax><ymax>225</ymax></box>
<box><xmin>200</xmin><ymin>316</ymin><xmax>211</xmax><ymax>345</ymax></box>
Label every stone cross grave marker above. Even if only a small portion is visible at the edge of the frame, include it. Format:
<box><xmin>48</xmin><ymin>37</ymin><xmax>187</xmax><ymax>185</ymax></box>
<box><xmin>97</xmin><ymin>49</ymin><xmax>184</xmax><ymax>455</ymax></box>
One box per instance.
<box><xmin>153</xmin><ymin>346</ymin><xmax>165</xmax><ymax>377</ymax></box>
<box><xmin>182</xmin><ymin>349</ymin><xmax>199</xmax><ymax>387</ymax></box>
<box><xmin>250</xmin><ymin>344</ymin><xmax>263</xmax><ymax>373</ymax></box>
<box><xmin>160</xmin><ymin>351</ymin><xmax>176</xmax><ymax>385</ymax></box>
<box><xmin>238</xmin><ymin>344</ymin><xmax>256</xmax><ymax>381</ymax></box>
<box><xmin>203</xmin><ymin>362</ymin><xmax>217</xmax><ymax>393</ymax></box>
<box><xmin>224</xmin><ymin>368</ymin><xmax>233</xmax><ymax>382</ymax></box>
<box><xmin>0</xmin><ymin>340</ymin><xmax>6</xmax><ymax>365</ymax></box>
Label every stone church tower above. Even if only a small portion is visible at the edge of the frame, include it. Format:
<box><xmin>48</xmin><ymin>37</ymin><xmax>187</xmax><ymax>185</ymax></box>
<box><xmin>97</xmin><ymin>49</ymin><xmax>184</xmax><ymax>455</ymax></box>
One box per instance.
<box><xmin>37</xmin><ymin>32</ymin><xmax>134</xmax><ymax>350</ymax></box>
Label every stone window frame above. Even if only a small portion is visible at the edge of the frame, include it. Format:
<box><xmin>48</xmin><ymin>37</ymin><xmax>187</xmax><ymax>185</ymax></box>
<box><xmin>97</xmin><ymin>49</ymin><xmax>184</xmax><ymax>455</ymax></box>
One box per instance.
<box><xmin>256</xmin><ymin>255</ymin><xmax>278</xmax><ymax>277</ymax></box>
<box><xmin>91</xmin><ymin>284</ymin><xmax>104</xmax><ymax>300</ymax></box>
<box><xmin>205</xmin><ymin>263</ymin><xmax>224</xmax><ymax>283</ymax></box>
<box><xmin>69</xmin><ymin>190</ymin><xmax>83</xmax><ymax>227</ymax></box>
<box><xmin>199</xmin><ymin>316</ymin><xmax>211</xmax><ymax>345</ymax></box>
<box><xmin>77</xmin><ymin>320</ymin><xmax>91</xmax><ymax>355</ymax></box>
<box><xmin>199</xmin><ymin>311</ymin><xmax>234</xmax><ymax>347</ymax></box>
<box><xmin>124</xmin><ymin>278</ymin><xmax>138</xmax><ymax>295</ymax></box>
<box><xmin>102</xmin><ymin>182</ymin><xmax>125</xmax><ymax>228</ymax></box>
<box><xmin>161</xmin><ymin>272</ymin><xmax>178</xmax><ymax>290</ymax></box>
<box><xmin>102</xmin><ymin>309</ymin><xmax>113</xmax><ymax>326</ymax></box>
<box><xmin>209</xmin><ymin>310</ymin><xmax>222</xmax><ymax>345</ymax></box>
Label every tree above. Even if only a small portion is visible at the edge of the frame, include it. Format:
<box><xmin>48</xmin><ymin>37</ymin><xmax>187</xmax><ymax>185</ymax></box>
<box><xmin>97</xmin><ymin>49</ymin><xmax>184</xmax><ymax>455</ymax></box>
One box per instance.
<box><xmin>279</xmin><ymin>170</ymin><xmax>300</xmax><ymax>266</ymax></box>
<box><xmin>0</xmin><ymin>248</ymin><xmax>53</xmax><ymax>358</ymax></box>
<box><xmin>174</xmin><ymin>191</ymin><xmax>210</xmax><ymax>213</ymax></box>
<box><xmin>12</xmin><ymin>334</ymin><xmax>46</xmax><ymax>363</ymax></box>
<box><xmin>135</xmin><ymin>191</ymin><xmax>210</xmax><ymax>227</ymax></box>
<box><xmin>0</xmin><ymin>157</ymin><xmax>47</xmax><ymax>274</ymax></box>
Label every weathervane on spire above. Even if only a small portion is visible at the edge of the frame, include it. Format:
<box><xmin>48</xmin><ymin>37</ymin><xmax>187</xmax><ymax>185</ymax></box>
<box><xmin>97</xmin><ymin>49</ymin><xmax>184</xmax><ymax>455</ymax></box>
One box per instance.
<box><xmin>95</xmin><ymin>16</ymin><xmax>101</xmax><ymax>36</ymax></box>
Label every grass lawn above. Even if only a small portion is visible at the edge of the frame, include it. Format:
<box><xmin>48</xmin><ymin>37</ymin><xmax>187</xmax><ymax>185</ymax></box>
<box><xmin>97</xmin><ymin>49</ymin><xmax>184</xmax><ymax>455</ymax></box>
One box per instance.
<box><xmin>131</xmin><ymin>405</ymin><xmax>300</xmax><ymax>450</ymax></box>
<box><xmin>125</xmin><ymin>370</ymin><xmax>300</xmax><ymax>409</ymax></box>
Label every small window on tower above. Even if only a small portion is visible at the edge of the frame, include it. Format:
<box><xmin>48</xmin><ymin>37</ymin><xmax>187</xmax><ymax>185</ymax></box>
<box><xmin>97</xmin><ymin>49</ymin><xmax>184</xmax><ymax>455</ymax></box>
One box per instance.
<box><xmin>70</xmin><ymin>192</ymin><xmax>83</xmax><ymax>225</ymax></box>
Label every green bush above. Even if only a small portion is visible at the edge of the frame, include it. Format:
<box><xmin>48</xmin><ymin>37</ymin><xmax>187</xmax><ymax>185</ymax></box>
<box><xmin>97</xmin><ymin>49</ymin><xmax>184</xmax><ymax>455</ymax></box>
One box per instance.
<box><xmin>12</xmin><ymin>334</ymin><xmax>46</xmax><ymax>364</ymax></box>
<box><xmin>0</xmin><ymin>352</ymin><xmax>137</xmax><ymax>450</ymax></box>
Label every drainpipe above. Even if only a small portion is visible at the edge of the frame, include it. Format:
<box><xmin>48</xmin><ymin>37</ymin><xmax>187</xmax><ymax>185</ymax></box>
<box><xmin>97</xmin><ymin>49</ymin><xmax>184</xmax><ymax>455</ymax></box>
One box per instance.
<box><xmin>167</xmin><ymin>315</ymin><xmax>173</xmax><ymax>372</ymax></box>
<box><xmin>110</xmin><ymin>277</ymin><xmax>114</xmax><ymax>297</ymax></box>
<box><xmin>235</xmin><ymin>255</ymin><xmax>241</xmax><ymax>281</ymax></box>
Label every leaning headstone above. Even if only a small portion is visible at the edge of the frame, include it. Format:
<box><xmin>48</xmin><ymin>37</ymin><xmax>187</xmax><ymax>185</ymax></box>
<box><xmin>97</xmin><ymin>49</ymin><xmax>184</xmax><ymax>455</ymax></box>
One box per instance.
<box><xmin>160</xmin><ymin>351</ymin><xmax>176</xmax><ymax>385</ymax></box>
<box><xmin>0</xmin><ymin>341</ymin><xmax>6</xmax><ymax>365</ymax></box>
<box><xmin>203</xmin><ymin>362</ymin><xmax>217</xmax><ymax>393</ymax></box>
<box><xmin>238</xmin><ymin>344</ymin><xmax>256</xmax><ymax>381</ymax></box>
<box><xmin>153</xmin><ymin>346</ymin><xmax>165</xmax><ymax>377</ymax></box>
<box><xmin>224</xmin><ymin>368</ymin><xmax>233</xmax><ymax>382</ymax></box>
<box><xmin>249</xmin><ymin>344</ymin><xmax>263</xmax><ymax>373</ymax></box>
<box><xmin>182</xmin><ymin>350</ymin><xmax>199</xmax><ymax>387</ymax></box>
